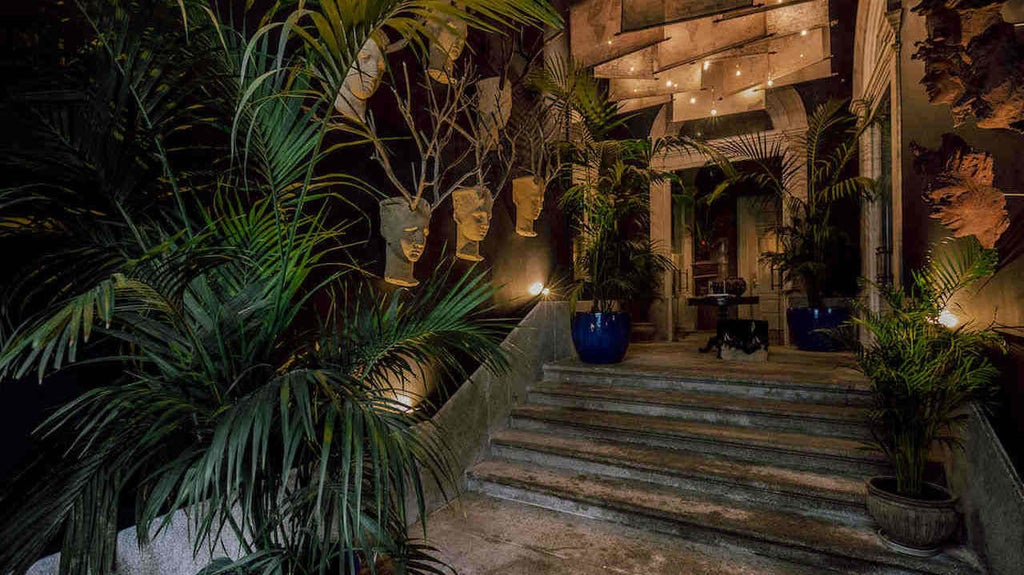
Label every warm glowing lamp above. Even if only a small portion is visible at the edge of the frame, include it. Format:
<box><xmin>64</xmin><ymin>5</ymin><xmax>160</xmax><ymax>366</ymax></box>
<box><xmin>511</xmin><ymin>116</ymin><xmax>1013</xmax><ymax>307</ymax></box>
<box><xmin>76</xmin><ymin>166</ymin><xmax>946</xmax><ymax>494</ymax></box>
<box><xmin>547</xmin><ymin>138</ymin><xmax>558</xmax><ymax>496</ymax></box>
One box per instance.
<box><xmin>937</xmin><ymin>309</ymin><xmax>959</xmax><ymax>328</ymax></box>
<box><xmin>528</xmin><ymin>281</ymin><xmax>544</xmax><ymax>296</ymax></box>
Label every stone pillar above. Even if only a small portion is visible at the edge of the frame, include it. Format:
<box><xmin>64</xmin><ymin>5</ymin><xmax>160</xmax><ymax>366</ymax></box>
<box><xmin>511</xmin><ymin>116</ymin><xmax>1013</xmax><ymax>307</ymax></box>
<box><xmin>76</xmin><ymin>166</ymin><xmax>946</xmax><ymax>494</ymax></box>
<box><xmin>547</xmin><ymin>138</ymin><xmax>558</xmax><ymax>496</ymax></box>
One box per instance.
<box><xmin>649</xmin><ymin>105</ymin><xmax>673</xmax><ymax>340</ymax></box>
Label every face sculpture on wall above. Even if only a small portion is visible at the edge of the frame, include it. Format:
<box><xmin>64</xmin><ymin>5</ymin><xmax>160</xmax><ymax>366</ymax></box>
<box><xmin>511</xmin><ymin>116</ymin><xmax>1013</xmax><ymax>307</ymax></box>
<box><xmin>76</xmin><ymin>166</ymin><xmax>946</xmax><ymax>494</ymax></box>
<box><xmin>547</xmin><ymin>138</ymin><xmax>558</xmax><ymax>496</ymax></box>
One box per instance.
<box><xmin>476</xmin><ymin>76</ymin><xmax>512</xmax><ymax>149</ymax></box>
<box><xmin>452</xmin><ymin>187</ymin><xmax>493</xmax><ymax>261</ymax></box>
<box><xmin>512</xmin><ymin>176</ymin><xmax>544</xmax><ymax>237</ymax></box>
<box><xmin>427</xmin><ymin>17</ymin><xmax>468</xmax><ymax>84</ymax></box>
<box><xmin>334</xmin><ymin>37</ymin><xmax>385</xmax><ymax>121</ymax></box>
<box><xmin>380</xmin><ymin>198</ymin><xmax>431</xmax><ymax>287</ymax></box>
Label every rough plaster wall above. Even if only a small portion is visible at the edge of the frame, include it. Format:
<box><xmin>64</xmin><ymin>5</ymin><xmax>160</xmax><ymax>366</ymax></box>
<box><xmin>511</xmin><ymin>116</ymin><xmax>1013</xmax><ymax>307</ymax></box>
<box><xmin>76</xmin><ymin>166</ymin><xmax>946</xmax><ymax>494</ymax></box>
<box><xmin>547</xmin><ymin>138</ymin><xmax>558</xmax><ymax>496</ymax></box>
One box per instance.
<box><xmin>27</xmin><ymin>302</ymin><xmax>576</xmax><ymax>575</ymax></box>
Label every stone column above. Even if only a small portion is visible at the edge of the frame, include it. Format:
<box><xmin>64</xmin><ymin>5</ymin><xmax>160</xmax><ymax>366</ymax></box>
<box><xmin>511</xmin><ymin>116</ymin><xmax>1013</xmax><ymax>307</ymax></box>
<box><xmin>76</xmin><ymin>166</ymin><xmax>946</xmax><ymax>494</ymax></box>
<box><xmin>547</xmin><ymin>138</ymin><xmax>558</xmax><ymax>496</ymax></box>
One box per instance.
<box><xmin>649</xmin><ymin>105</ymin><xmax>673</xmax><ymax>340</ymax></box>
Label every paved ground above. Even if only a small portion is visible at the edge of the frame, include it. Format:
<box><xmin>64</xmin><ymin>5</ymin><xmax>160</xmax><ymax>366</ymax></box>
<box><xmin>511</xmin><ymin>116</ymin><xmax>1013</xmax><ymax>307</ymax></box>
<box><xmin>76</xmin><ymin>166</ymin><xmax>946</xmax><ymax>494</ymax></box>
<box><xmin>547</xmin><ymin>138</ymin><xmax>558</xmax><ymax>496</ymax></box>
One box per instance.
<box><xmin>417</xmin><ymin>493</ymin><xmax>828</xmax><ymax>575</ymax></box>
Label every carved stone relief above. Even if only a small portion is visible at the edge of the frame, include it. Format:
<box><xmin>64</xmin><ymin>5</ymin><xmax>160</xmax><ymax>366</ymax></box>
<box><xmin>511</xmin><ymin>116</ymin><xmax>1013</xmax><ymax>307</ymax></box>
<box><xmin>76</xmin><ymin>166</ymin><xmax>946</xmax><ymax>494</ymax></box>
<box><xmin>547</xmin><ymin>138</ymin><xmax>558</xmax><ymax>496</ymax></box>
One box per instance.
<box><xmin>912</xmin><ymin>133</ymin><xmax>1009</xmax><ymax>248</ymax></box>
<box><xmin>912</xmin><ymin>0</ymin><xmax>1024</xmax><ymax>132</ymax></box>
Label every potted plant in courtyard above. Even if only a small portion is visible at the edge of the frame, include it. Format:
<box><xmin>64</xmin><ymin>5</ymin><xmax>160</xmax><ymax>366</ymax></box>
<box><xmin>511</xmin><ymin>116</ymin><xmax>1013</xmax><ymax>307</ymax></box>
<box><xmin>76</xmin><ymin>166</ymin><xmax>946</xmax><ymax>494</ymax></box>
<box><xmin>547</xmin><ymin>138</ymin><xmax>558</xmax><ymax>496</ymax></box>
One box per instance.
<box><xmin>852</xmin><ymin>237</ymin><xmax>1002</xmax><ymax>556</ymax></box>
<box><xmin>707</xmin><ymin>100</ymin><xmax>878</xmax><ymax>350</ymax></box>
<box><xmin>533</xmin><ymin>59</ymin><xmax>679</xmax><ymax>363</ymax></box>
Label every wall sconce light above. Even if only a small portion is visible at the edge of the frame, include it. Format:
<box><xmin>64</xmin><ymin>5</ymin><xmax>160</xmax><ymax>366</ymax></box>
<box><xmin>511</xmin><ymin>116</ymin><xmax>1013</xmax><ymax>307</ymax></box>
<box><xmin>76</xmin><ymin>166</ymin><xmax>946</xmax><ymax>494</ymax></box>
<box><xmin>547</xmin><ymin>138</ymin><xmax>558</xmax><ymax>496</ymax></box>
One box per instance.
<box><xmin>801</xmin><ymin>29</ymin><xmax>808</xmax><ymax>36</ymax></box>
<box><xmin>689</xmin><ymin>96</ymin><xmax>697</xmax><ymax>104</ymax></box>
<box><xmin>528</xmin><ymin>281</ymin><xmax>545</xmax><ymax>296</ymax></box>
<box><xmin>937</xmin><ymin>309</ymin><xmax>959</xmax><ymax>328</ymax></box>
<box><xmin>710</xmin><ymin>108</ymin><xmax>718</xmax><ymax>116</ymax></box>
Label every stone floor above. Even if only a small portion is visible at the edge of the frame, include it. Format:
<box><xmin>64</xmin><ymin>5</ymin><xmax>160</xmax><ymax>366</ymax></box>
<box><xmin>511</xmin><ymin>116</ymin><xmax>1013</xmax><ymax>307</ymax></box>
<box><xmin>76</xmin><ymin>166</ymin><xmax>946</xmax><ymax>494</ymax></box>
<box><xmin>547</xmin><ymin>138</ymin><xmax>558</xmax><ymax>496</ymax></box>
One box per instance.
<box><xmin>417</xmin><ymin>492</ymin><xmax>824</xmax><ymax>575</ymax></box>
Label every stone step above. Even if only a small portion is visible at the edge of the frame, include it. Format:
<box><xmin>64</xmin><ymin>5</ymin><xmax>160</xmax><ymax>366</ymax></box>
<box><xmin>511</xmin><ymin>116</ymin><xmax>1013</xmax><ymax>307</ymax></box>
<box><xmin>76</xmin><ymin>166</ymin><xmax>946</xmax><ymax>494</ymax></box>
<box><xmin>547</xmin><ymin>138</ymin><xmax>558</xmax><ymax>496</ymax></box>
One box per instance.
<box><xmin>468</xmin><ymin>460</ymin><xmax>982</xmax><ymax>575</ymax></box>
<box><xmin>422</xmin><ymin>492</ymin><xmax>847</xmax><ymax>575</ymax></box>
<box><xmin>511</xmin><ymin>405</ymin><xmax>889</xmax><ymax>476</ymax></box>
<box><xmin>528</xmin><ymin>381</ymin><xmax>870</xmax><ymax>440</ymax></box>
<box><xmin>490</xmin><ymin>428</ymin><xmax>872</xmax><ymax>527</ymax></box>
<box><xmin>543</xmin><ymin>360</ymin><xmax>872</xmax><ymax>406</ymax></box>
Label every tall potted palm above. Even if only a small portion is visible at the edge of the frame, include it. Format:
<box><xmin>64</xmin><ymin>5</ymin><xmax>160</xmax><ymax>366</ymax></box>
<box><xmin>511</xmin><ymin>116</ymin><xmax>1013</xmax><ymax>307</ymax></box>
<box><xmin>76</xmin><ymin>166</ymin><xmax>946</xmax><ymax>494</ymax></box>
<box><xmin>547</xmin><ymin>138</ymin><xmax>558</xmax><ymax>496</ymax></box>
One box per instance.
<box><xmin>563</xmin><ymin>139</ymin><xmax>675</xmax><ymax>363</ymax></box>
<box><xmin>708</xmin><ymin>100</ymin><xmax>877</xmax><ymax>350</ymax></box>
<box><xmin>853</xmin><ymin>237</ymin><xmax>1002</xmax><ymax>556</ymax></box>
<box><xmin>533</xmin><ymin>59</ymin><xmax>676</xmax><ymax>363</ymax></box>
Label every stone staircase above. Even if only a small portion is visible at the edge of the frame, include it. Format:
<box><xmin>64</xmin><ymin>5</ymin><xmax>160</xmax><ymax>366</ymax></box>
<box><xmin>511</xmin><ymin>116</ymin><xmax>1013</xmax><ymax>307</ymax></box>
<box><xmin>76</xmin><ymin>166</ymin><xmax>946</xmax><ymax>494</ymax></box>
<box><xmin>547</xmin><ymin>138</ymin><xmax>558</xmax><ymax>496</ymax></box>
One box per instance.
<box><xmin>466</xmin><ymin>349</ymin><xmax>984</xmax><ymax>574</ymax></box>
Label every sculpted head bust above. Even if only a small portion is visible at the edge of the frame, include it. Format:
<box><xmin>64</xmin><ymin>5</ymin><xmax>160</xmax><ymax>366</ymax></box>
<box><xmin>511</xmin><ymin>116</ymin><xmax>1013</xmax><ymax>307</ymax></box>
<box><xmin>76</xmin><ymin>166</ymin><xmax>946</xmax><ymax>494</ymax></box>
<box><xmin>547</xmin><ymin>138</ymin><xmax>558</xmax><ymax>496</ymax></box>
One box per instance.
<box><xmin>452</xmin><ymin>187</ymin><xmax>493</xmax><ymax>261</ymax></box>
<box><xmin>512</xmin><ymin>176</ymin><xmax>544</xmax><ymax>237</ymax></box>
<box><xmin>477</xmin><ymin>76</ymin><xmax>512</xmax><ymax>149</ymax></box>
<box><xmin>427</xmin><ymin>17</ymin><xmax>467</xmax><ymax>85</ymax></box>
<box><xmin>380</xmin><ymin>198</ymin><xmax>431</xmax><ymax>287</ymax></box>
<box><xmin>335</xmin><ymin>37</ymin><xmax>385</xmax><ymax>120</ymax></box>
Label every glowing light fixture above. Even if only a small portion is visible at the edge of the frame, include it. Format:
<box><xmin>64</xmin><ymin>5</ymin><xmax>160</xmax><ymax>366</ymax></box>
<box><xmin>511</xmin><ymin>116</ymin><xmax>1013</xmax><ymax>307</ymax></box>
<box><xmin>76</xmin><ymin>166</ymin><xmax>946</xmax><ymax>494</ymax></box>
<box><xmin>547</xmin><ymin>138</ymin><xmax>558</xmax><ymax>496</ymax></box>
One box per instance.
<box><xmin>689</xmin><ymin>96</ymin><xmax>697</xmax><ymax>104</ymax></box>
<box><xmin>629</xmin><ymin>66</ymin><xmax>635</xmax><ymax>72</ymax></box>
<box><xmin>801</xmin><ymin>29</ymin><xmax>808</xmax><ymax>36</ymax></box>
<box><xmin>394</xmin><ymin>393</ymin><xmax>415</xmax><ymax>413</ymax></box>
<box><xmin>528</xmin><ymin>281</ymin><xmax>545</xmax><ymax>296</ymax></box>
<box><xmin>937</xmin><ymin>309</ymin><xmax>959</xmax><ymax>328</ymax></box>
<box><xmin>735</xmin><ymin>69</ymin><xmax>742</xmax><ymax>77</ymax></box>
<box><xmin>666</xmin><ymin>80</ymin><xmax>673</xmax><ymax>87</ymax></box>
<box><xmin>703</xmin><ymin>60</ymin><xmax>710</xmax><ymax>70</ymax></box>
<box><xmin>542</xmin><ymin>287</ymin><xmax>551</xmax><ymax>297</ymax></box>
<box><xmin>710</xmin><ymin>108</ymin><xmax>718</xmax><ymax>116</ymax></box>
<box><xmin>767</xmin><ymin>78</ymin><xmax>774</xmax><ymax>87</ymax></box>
<box><xmin>607</xmin><ymin>39</ymin><xmax>613</xmax><ymax>45</ymax></box>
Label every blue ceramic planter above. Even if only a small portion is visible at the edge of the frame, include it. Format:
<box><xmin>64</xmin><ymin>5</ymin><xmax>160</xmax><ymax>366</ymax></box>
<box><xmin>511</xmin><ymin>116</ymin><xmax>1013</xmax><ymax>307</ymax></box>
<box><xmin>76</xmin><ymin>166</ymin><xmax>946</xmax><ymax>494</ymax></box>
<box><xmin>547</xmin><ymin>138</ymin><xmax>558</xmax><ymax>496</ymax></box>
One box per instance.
<box><xmin>787</xmin><ymin>306</ymin><xmax>849</xmax><ymax>351</ymax></box>
<box><xmin>572</xmin><ymin>312</ymin><xmax>631</xmax><ymax>364</ymax></box>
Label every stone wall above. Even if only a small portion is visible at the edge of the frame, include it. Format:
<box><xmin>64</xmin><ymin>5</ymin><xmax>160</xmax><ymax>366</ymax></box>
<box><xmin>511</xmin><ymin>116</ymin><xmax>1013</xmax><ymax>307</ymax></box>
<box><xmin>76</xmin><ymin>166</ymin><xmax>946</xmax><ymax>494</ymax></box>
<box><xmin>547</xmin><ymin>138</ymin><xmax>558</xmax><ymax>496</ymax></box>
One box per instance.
<box><xmin>28</xmin><ymin>301</ymin><xmax>576</xmax><ymax>575</ymax></box>
<box><xmin>409</xmin><ymin>300</ymin><xmax>576</xmax><ymax>522</ymax></box>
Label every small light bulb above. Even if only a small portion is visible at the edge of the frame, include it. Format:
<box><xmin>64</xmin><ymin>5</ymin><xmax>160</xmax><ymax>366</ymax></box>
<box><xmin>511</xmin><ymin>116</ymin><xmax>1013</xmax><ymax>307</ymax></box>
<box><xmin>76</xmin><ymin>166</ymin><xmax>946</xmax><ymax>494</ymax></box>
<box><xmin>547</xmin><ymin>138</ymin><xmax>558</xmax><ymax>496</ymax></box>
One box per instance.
<box><xmin>666</xmin><ymin>80</ymin><xmax>673</xmax><ymax>87</ymax></box>
<box><xmin>633</xmin><ymin>88</ymin><xmax>639</xmax><ymax>92</ymax></box>
<box><xmin>629</xmin><ymin>66</ymin><xmax>635</xmax><ymax>72</ymax></box>
<box><xmin>689</xmin><ymin>96</ymin><xmax>697</xmax><ymax>104</ymax></box>
<box><xmin>800</xmin><ymin>53</ymin><xmax>805</xmax><ymax>58</ymax></box>
<box><xmin>710</xmin><ymin>108</ymin><xmax>718</xmax><ymax>116</ymax></box>
<box><xmin>767</xmin><ymin>79</ymin><xmax>774</xmax><ymax>86</ymax></box>
<box><xmin>703</xmin><ymin>61</ymin><xmax>710</xmax><ymax>70</ymax></box>
<box><xmin>607</xmin><ymin>39</ymin><xmax>613</xmax><ymax>45</ymax></box>
<box><xmin>541</xmin><ymin>288</ymin><xmax>551</xmax><ymax>297</ymax></box>
<box><xmin>801</xmin><ymin>29</ymin><xmax>808</xmax><ymax>36</ymax></box>
<box><xmin>528</xmin><ymin>282</ymin><xmax>544</xmax><ymax>296</ymax></box>
<box><xmin>735</xmin><ymin>69</ymin><xmax>742</xmax><ymax>76</ymax></box>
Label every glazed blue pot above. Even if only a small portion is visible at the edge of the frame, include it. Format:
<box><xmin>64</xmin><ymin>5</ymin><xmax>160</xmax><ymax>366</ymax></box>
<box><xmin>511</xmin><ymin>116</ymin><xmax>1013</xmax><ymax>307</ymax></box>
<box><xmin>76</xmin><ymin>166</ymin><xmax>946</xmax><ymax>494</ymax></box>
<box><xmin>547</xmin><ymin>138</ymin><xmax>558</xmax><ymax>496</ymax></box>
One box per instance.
<box><xmin>572</xmin><ymin>312</ymin><xmax>631</xmax><ymax>364</ymax></box>
<box><xmin>787</xmin><ymin>306</ymin><xmax>849</xmax><ymax>351</ymax></box>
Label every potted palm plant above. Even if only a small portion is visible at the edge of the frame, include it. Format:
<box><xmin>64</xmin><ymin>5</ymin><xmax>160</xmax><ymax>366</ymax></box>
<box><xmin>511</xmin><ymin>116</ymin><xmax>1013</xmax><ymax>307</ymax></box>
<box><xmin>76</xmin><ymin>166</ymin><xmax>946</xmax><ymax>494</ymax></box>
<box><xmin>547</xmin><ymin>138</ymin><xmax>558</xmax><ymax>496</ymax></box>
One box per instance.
<box><xmin>560</xmin><ymin>138</ymin><xmax>675</xmax><ymax>363</ymax></box>
<box><xmin>708</xmin><ymin>100</ymin><xmax>877</xmax><ymax>350</ymax></box>
<box><xmin>852</xmin><ymin>237</ymin><xmax>1002</xmax><ymax>556</ymax></box>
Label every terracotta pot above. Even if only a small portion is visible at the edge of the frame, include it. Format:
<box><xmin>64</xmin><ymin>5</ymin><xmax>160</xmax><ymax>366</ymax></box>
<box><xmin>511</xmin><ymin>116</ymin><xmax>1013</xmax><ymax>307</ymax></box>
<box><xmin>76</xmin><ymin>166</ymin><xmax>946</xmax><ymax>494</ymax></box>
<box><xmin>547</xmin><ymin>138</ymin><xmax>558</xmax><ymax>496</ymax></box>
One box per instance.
<box><xmin>865</xmin><ymin>476</ymin><xmax>959</xmax><ymax>556</ymax></box>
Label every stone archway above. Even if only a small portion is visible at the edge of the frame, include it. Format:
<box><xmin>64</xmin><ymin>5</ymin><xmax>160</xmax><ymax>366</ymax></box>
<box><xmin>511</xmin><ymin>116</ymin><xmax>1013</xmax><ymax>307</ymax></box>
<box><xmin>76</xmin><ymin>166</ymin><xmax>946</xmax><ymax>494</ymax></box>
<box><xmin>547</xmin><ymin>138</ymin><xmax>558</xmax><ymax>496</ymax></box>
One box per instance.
<box><xmin>648</xmin><ymin>87</ymin><xmax>808</xmax><ymax>341</ymax></box>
